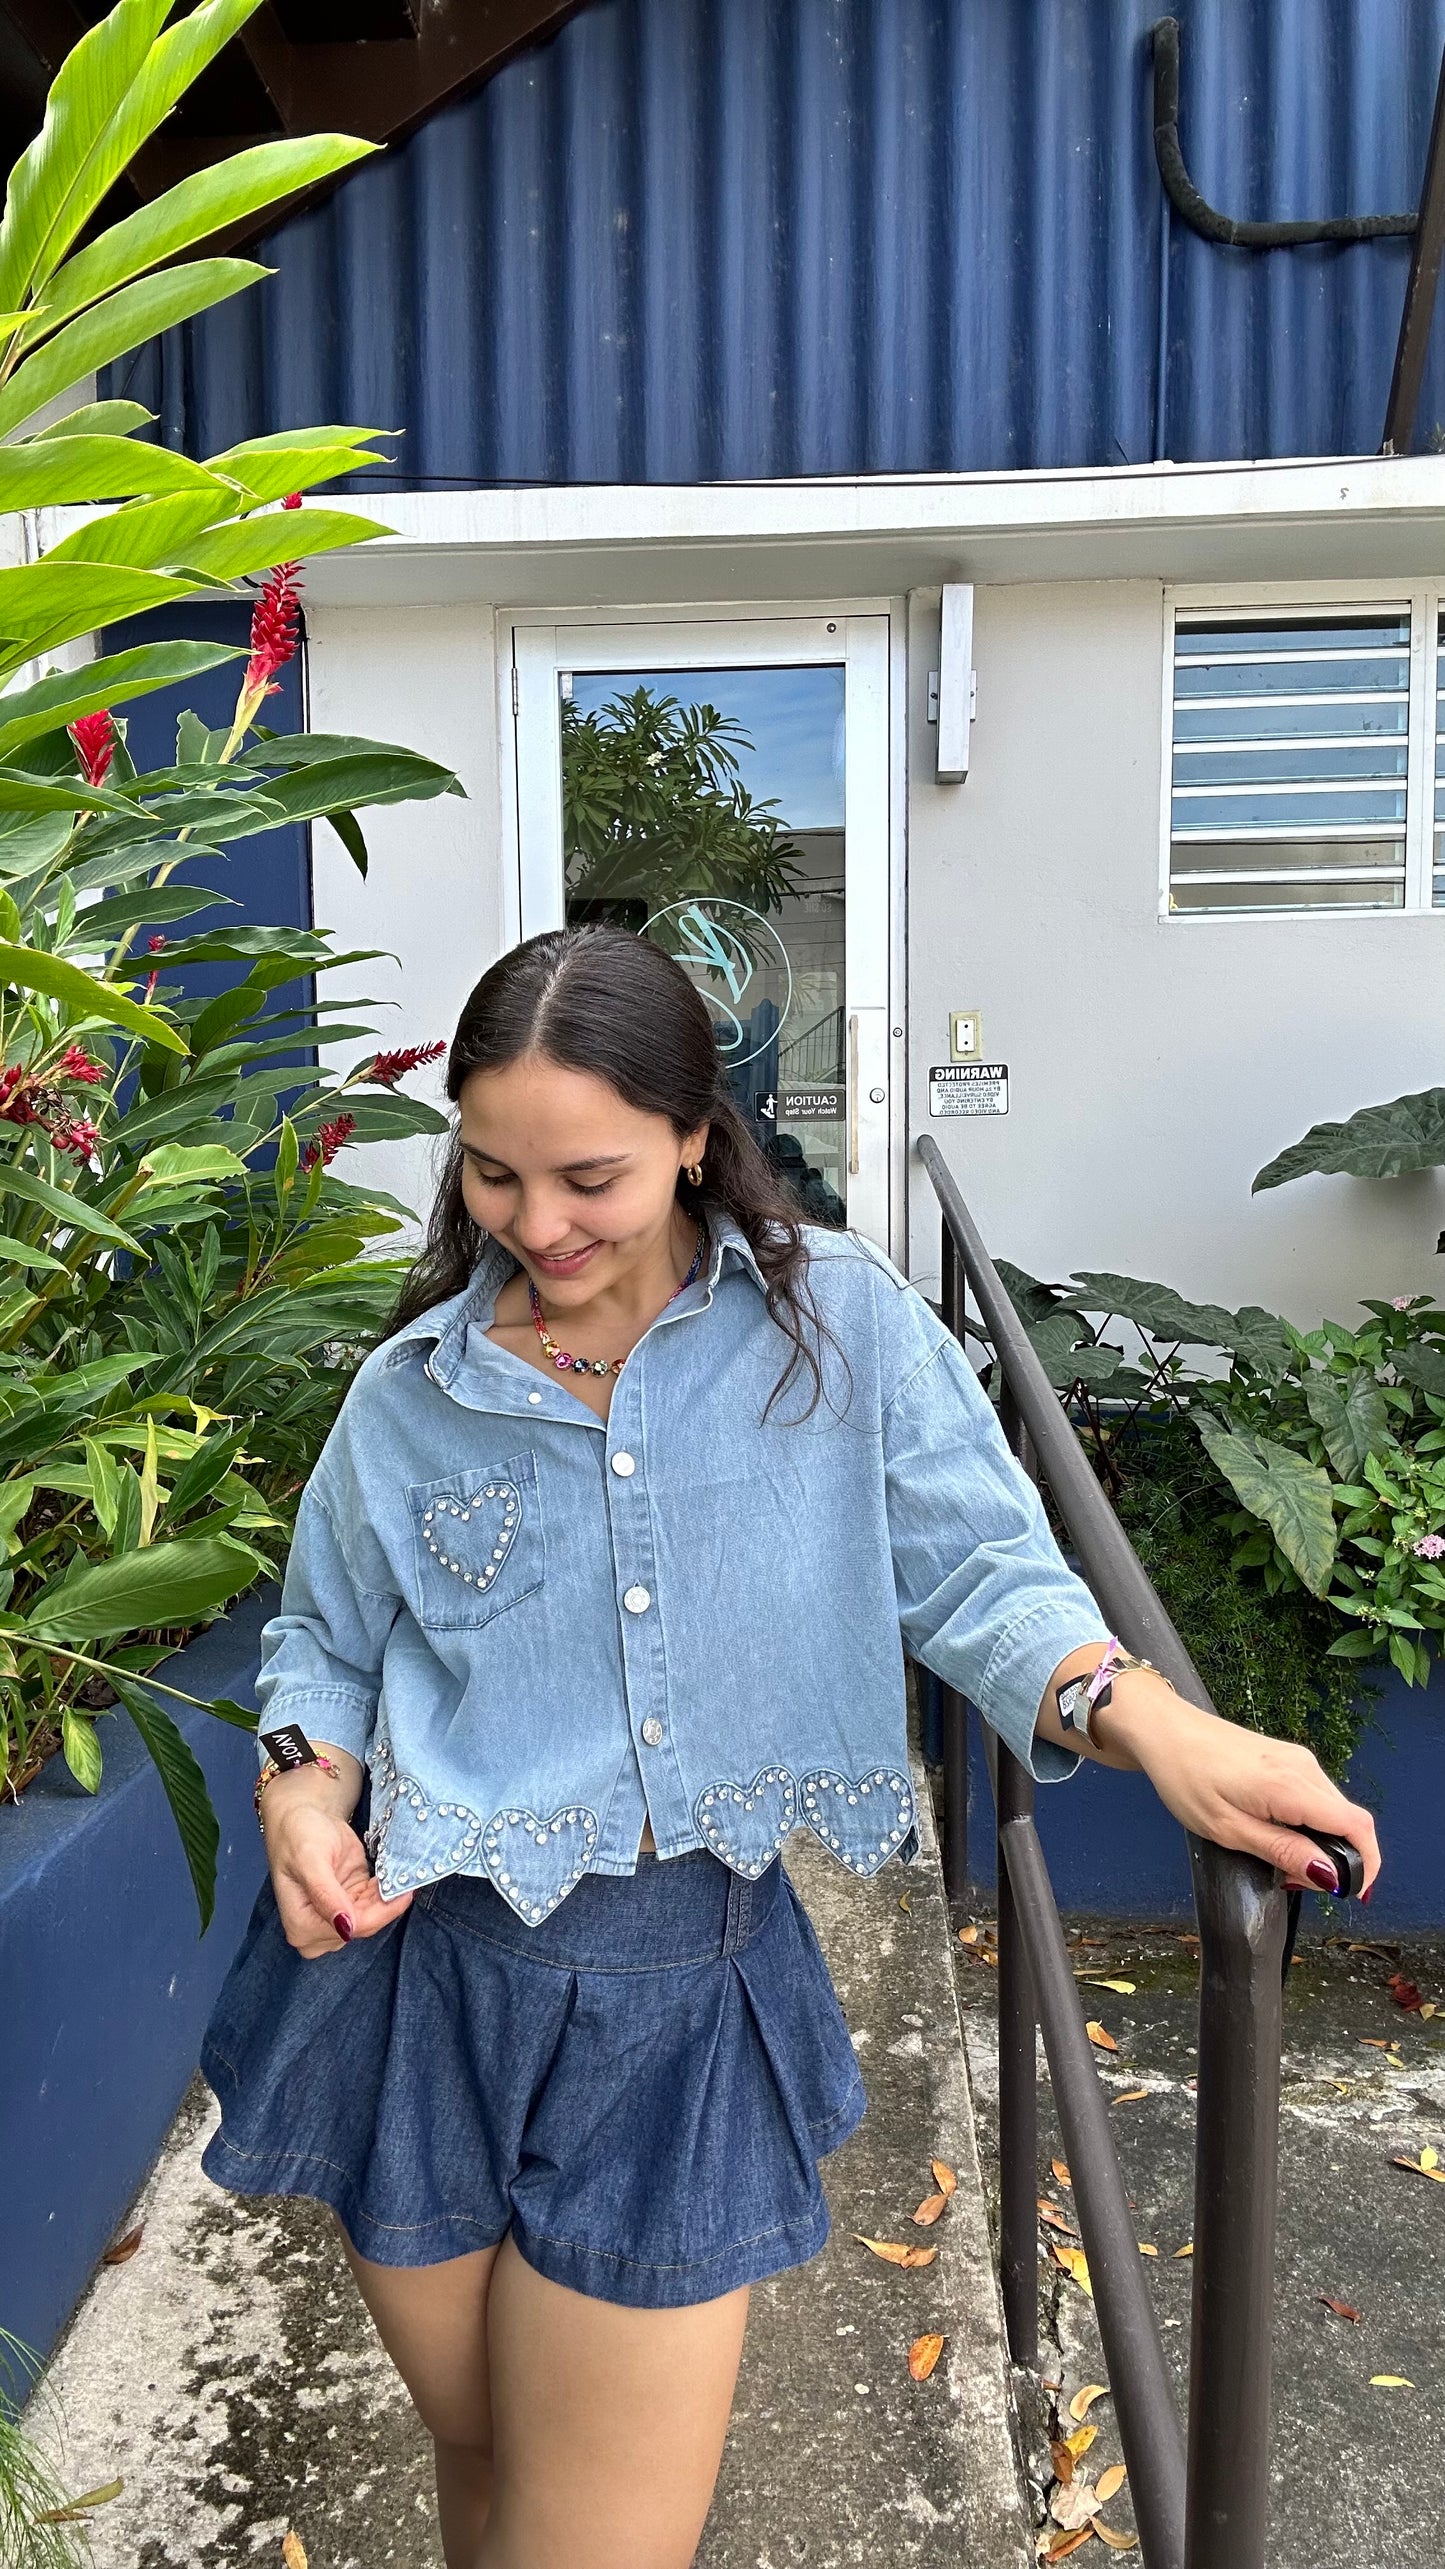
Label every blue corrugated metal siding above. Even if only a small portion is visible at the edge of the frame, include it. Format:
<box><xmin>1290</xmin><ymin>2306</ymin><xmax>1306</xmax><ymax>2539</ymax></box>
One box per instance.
<box><xmin>111</xmin><ymin>0</ymin><xmax>1445</xmax><ymax>480</ymax></box>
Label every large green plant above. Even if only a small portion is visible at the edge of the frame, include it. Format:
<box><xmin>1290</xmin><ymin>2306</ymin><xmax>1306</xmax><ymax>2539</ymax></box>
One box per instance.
<box><xmin>0</xmin><ymin>0</ymin><xmax>465</xmax><ymax>1936</ymax></box>
<box><xmin>563</xmin><ymin>686</ymin><xmax>802</xmax><ymax>922</ymax></box>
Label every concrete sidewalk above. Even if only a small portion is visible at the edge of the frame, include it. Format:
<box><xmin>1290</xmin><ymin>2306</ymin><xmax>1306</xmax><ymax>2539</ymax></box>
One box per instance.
<box><xmin>955</xmin><ymin>1907</ymin><xmax>1445</xmax><ymax>2567</ymax></box>
<box><xmin>29</xmin><ymin>1785</ymin><xmax>1031</xmax><ymax>2568</ymax></box>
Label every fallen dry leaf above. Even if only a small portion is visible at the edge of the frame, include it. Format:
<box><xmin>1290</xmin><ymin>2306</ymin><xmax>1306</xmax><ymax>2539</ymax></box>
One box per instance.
<box><xmin>912</xmin><ymin>2191</ymin><xmax>949</xmax><ymax>2226</ymax></box>
<box><xmin>908</xmin><ymin>2331</ymin><xmax>945</xmax><ymax>2381</ymax></box>
<box><xmin>1391</xmin><ymin>2153</ymin><xmax>1445</xmax><ymax>2185</ymax></box>
<box><xmin>1050</xmin><ymin>2477</ymin><xmax>1103</xmax><ymax>2532</ymax></box>
<box><xmin>1095</xmin><ymin>2465</ymin><xmax>1127</xmax><ymax>2504</ymax></box>
<box><xmin>898</xmin><ymin>1892</ymin><xmax>911</xmax><ymax>1913</ymax></box>
<box><xmin>34</xmin><ymin>2480</ymin><xmax>123</xmax><ymax>2524</ymax></box>
<box><xmin>958</xmin><ymin>1924</ymin><xmax>980</xmax><ymax>1944</ymax></box>
<box><xmin>1421</xmin><ymin>2003</ymin><xmax>1438</xmax><ymax>2021</ymax></box>
<box><xmin>1138</xmin><ymin>2243</ymin><xmax>1158</xmax><ymax>2257</ymax></box>
<box><xmin>1173</xmin><ymin>2242</ymin><xmax>1194</xmax><ymax>2259</ymax></box>
<box><xmin>1318</xmin><ymin>2295</ymin><xmax>1361</xmax><ymax>2323</ymax></box>
<box><xmin>1045</xmin><ymin>2532</ymin><xmax>1097</xmax><ymax>2560</ymax></box>
<box><xmin>1078</xmin><ymin>1977</ymin><xmax>1136</xmax><ymax>1996</ymax></box>
<box><xmin>1052</xmin><ymin>2157</ymin><xmax>1072</xmax><ymax>2187</ymax></box>
<box><xmin>102</xmin><ymin>2225</ymin><xmax>143</xmax><ymax>2266</ymax></box>
<box><xmin>1064</xmin><ymin>2425</ymin><xmax>1098</xmax><ymax>2463</ymax></box>
<box><xmin>1050</xmin><ymin>2438</ymin><xmax>1077</xmax><ymax>2488</ymax></box>
<box><xmin>1086</xmin><ymin>2021</ymin><xmax>1118</xmax><ymax>2053</ymax></box>
<box><xmin>1070</xmin><ymin>2384</ymin><xmax>1110</xmax><ymax>2422</ymax></box>
<box><xmin>1039</xmin><ymin>2204</ymin><xmax>1079</xmax><ymax>2238</ymax></box>
<box><xmin>1423</xmin><ymin>2146</ymin><xmax>1440</xmax><ymax>2170</ymax></box>
<box><xmin>282</xmin><ymin>2537</ymin><xmax>309</xmax><ymax>2569</ymax></box>
<box><xmin>1370</xmin><ymin>2374</ymin><xmax>1415</xmax><ymax>2389</ymax></box>
<box><xmin>1358</xmin><ymin>2036</ymin><xmax>1391</xmax><ymax>2050</ymax></box>
<box><xmin>1094</xmin><ymin>2526</ymin><xmax>1139</xmax><ymax>2553</ymax></box>
<box><xmin>932</xmin><ymin>2157</ymin><xmax>957</xmax><ymax>2197</ymax></box>
<box><xmin>1111</xmin><ymin>2089</ymin><xmax>1149</xmax><ymax>2107</ymax></box>
<box><xmin>1388</xmin><ymin>1972</ymin><xmax>1424</xmax><ymax>2013</ymax></box>
<box><xmin>1052</xmin><ymin>2243</ymin><xmax>1094</xmax><ymax>2298</ymax></box>
<box><xmin>854</xmin><ymin>2235</ymin><xmax>938</xmax><ymax>2267</ymax></box>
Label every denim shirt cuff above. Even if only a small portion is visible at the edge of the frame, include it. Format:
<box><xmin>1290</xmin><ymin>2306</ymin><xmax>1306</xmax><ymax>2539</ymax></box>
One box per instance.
<box><xmin>253</xmin><ymin>1684</ymin><xmax>377</xmax><ymax>1770</ymax></box>
<box><xmin>978</xmin><ymin>1601</ymin><xmax>1111</xmax><ymax>1785</ymax></box>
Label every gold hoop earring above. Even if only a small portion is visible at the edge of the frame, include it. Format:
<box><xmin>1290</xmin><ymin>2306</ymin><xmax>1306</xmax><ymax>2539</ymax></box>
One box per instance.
<box><xmin>686</xmin><ymin>1163</ymin><xmax>704</xmax><ymax>1188</ymax></box>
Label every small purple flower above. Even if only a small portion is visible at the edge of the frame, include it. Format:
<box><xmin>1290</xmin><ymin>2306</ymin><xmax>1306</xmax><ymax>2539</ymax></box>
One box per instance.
<box><xmin>1392</xmin><ymin>1295</ymin><xmax>1413</xmax><ymax>1312</ymax></box>
<box><xmin>1414</xmin><ymin>1533</ymin><xmax>1445</xmax><ymax>1559</ymax></box>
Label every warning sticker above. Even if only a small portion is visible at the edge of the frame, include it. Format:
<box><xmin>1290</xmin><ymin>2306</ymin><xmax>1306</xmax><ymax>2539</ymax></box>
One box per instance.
<box><xmin>779</xmin><ymin>1084</ymin><xmax>844</xmax><ymax>1123</ymax></box>
<box><xmin>929</xmin><ymin>1063</ymin><xmax>1009</xmax><ymax>1118</ymax></box>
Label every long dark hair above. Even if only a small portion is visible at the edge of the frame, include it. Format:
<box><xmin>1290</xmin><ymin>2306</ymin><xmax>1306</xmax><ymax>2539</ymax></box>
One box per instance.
<box><xmin>381</xmin><ymin>925</ymin><xmax>838</xmax><ymax>1414</ymax></box>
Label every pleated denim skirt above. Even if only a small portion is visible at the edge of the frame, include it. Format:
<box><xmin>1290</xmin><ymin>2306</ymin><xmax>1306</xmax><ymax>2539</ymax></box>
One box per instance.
<box><xmin>200</xmin><ymin>1844</ymin><xmax>866</xmax><ymax>2309</ymax></box>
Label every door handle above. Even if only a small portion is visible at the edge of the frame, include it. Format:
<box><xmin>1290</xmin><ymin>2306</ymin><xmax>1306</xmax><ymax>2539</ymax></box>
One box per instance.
<box><xmin>848</xmin><ymin>1013</ymin><xmax>860</xmax><ymax>1176</ymax></box>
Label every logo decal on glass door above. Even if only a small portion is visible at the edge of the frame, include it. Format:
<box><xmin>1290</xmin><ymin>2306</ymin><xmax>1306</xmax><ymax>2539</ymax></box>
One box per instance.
<box><xmin>642</xmin><ymin>898</ymin><xmax>794</xmax><ymax>1067</ymax></box>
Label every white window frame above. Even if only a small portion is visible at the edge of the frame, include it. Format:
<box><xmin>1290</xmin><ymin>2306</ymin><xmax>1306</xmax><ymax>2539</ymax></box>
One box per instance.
<box><xmin>1159</xmin><ymin>579</ymin><xmax>1442</xmax><ymax>921</ymax></box>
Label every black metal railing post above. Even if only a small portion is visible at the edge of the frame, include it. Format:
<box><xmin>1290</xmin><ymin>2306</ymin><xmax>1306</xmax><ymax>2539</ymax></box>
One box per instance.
<box><xmin>917</xmin><ymin>1135</ymin><xmax>1291</xmax><ymax>2569</ymax></box>
<box><xmin>1184</xmin><ymin>1841</ymin><xmax>1285</xmax><ymax>2569</ymax></box>
<box><xmin>995</xmin><ymin>1378</ymin><xmax>1040</xmax><ymax>2368</ymax></box>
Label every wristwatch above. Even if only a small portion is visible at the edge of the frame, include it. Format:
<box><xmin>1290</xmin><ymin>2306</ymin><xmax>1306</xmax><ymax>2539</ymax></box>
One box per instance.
<box><xmin>1055</xmin><ymin>1638</ymin><xmax>1164</xmax><ymax>1745</ymax></box>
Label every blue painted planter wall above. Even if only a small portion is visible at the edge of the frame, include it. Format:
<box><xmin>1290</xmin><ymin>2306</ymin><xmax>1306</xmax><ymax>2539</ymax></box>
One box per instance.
<box><xmin>0</xmin><ymin>1592</ymin><xmax>274</xmax><ymax>2371</ymax></box>
<box><xmin>943</xmin><ymin>1665</ymin><xmax>1442</xmax><ymax>1931</ymax></box>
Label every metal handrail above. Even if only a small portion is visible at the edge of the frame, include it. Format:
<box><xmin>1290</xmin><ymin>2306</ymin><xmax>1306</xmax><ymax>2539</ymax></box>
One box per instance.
<box><xmin>917</xmin><ymin>1135</ymin><xmax>1287</xmax><ymax>2569</ymax></box>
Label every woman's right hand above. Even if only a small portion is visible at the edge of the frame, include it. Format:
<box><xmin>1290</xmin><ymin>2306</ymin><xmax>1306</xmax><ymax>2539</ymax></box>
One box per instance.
<box><xmin>260</xmin><ymin>1749</ymin><xmax>414</xmax><ymax>1956</ymax></box>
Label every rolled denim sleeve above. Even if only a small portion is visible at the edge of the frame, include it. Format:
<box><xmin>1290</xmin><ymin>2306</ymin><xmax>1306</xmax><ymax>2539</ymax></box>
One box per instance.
<box><xmin>254</xmin><ymin>1472</ymin><xmax>400</xmax><ymax>1767</ymax></box>
<box><xmin>883</xmin><ymin>1333</ymin><xmax>1108</xmax><ymax>1782</ymax></box>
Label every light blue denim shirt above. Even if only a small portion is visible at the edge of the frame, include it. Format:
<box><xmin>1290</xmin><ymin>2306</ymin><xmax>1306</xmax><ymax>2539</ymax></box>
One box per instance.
<box><xmin>255</xmin><ymin>1216</ymin><xmax>1106</xmax><ymax>1925</ymax></box>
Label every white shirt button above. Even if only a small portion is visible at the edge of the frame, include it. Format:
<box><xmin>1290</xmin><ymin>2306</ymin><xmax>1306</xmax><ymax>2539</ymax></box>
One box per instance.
<box><xmin>610</xmin><ymin>1451</ymin><xmax>636</xmax><ymax>1476</ymax></box>
<box><xmin>623</xmin><ymin>1584</ymin><xmax>651</xmax><ymax>1615</ymax></box>
<box><xmin>527</xmin><ymin>1389</ymin><xmax>542</xmax><ymax>1404</ymax></box>
<box><xmin>641</xmin><ymin>1717</ymin><xmax>665</xmax><ymax>1747</ymax></box>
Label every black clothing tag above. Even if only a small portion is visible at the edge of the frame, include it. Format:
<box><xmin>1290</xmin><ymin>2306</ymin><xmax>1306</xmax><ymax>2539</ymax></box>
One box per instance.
<box><xmin>259</xmin><ymin>1723</ymin><xmax>318</xmax><ymax>1772</ymax></box>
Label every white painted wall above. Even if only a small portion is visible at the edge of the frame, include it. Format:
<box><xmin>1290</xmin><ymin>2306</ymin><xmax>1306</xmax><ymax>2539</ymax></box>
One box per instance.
<box><xmin>904</xmin><ymin>582</ymin><xmax>1445</xmax><ymax>1329</ymax></box>
<box><xmin>304</xmin><ymin>604</ymin><xmax>505</xmax><ymax>1232</ymax></box>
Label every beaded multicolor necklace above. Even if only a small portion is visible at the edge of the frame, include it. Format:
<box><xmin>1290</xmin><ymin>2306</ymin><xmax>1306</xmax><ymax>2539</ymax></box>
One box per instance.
<box><xmin>528</xmin><ymin>1221</ymin><xmax>707</xmax><ymax>1380</ymax></box>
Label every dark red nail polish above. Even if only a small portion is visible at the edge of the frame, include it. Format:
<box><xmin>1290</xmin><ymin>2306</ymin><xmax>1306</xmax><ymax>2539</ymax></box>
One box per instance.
<box><xmin>1305</xmin><ymin>1859</ymin><xmax>1338</xmax><ymax>1894</ymax></box>
<box><xmin>1361</xmin><ymin>1883</ymin><xmax>1374</xmax><ymax>1905</ymax></box>
<box><xmin>333</xmin><ymin>1911</ymin><xmax>354</xmax><ymax>1942</ymax></box>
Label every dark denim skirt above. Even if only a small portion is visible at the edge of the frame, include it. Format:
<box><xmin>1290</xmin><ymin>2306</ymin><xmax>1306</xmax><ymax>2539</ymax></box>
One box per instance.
<box><xmin>200</xmin><ymin>1845</ymin><xmax>866</xmax><ymax>2309</ymax></box>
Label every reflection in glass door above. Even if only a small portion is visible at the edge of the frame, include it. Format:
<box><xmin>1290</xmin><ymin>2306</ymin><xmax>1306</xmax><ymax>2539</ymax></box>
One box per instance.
<box><xmin>512</xmin><ymin>619</ymin><xmax>892</xmax><ymax>1246</ymax></box>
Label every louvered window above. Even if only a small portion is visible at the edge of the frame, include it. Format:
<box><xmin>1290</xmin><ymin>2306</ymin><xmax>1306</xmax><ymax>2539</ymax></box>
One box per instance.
<box><xmin>1169</xmin><ymin>613</ymin><xmax>1410</xmax><ymax>914</ymax></box>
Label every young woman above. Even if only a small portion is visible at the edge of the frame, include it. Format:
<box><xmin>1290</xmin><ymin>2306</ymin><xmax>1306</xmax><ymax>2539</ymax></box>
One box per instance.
<box><xmin>201</xmin><ymin>925</ymin><xmax>1379</xmax><ymax>2569</ymax></box>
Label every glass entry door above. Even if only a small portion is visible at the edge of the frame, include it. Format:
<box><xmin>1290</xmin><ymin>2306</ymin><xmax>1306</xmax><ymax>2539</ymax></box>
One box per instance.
<box><xmin>511</xmin><ymin>616</ymin><xmax>892</xmax><ymax>1247</ymax></box>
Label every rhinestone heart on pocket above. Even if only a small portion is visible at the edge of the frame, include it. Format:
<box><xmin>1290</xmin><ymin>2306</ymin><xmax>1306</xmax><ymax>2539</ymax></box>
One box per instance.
<box><xmin>694</xmin><ymin>1767</ymin><xmax>798</xmax><ymax>1879</ymax></box>
<box><xmin>419</xmin><ymin>1479</ymin><xmax>520</xmax><ymax>1593</ymax></box>
<box><xmin>799</xmin><ymin>1767</ymin><xmax>914</xmax><ymax>1876</ymax></box>
<box><xmin>482</xmin><ymin>1804</ymin><xmax>600</xmax><ymax>1923</ymax></box>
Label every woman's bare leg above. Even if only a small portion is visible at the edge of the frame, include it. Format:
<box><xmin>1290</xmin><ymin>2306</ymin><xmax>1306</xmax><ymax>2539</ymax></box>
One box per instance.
<box><xmin>338</xmin><ymin>2230</ymin><xmax>501</xmax><ymax>2567</ymax></box>
<box><xmin>480</xmin><ymin>2235</ymin><xmax>749</xmax><ymax>2569</ymax></box>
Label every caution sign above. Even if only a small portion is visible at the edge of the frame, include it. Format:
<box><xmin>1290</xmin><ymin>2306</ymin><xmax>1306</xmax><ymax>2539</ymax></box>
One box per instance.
<box><xmin>779</xmin><ymin>1084</ymin><xmax>844</xmax><ymax>1123</ymax></box>
<box><xmin>929</xmin><ymin>1063</ymin><xmax>1009</xmax><ymax>1118</ymax></box>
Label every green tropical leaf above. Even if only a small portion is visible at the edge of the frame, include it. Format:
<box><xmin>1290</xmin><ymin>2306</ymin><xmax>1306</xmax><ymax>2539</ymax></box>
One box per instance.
<box><xmin>0</xmin><ymin>939</ymin><xmax>188</xmax><ymax>1051</ymax></box>
<box><xmin>1325</xmin><ymin>1627</ymin><xmax>1381</xmax><ymax>1660</ymax></box>
<box><xmin>246</xmin><ymin>751</ymin><xmax>463</xmax><ymax>824</ymax></box>
<box><xmin>1304</xmin><ymin>1368</ymin><xmax>1392</xmax><ymax>1479</ymax></box>
<box><xmin>204</xmin><ymin>1694</ymin><xmax>258</xmax><ymax>1732</ymax></box>
<box><xmin>220</xmin><ymin>440</ymin><xmax>388</xmax><ymax>505</ymax></box>
<box><xmin>110</xmin><ymin>1673</ymin><xmax>219</xmax><ymax>1931</ymax></box>
<box><xmin>30</xmin><ymin>397</ymin><xmax>154</xmax><ymax>439</ymax></box>
<box><xmin>171</xmin><ymin>506</ymin><xmax>386</xmax><ymax>582</ymax></box>
<box><xmin>1395</xmin><ymin>1343</ymin><xmax>1445</xmax><ymax>1402</ymax></box>
<box><xmin>0</xmin><ymin>435</ymin><xmax>230</xmax><ymax>512</ymax></box>
<box><xmin>0</xmin><ymin>641</ymin><xmax>242</xmax><ymax>758</ymax></box>
<box><xmin>44</xmin><ymin>488</ymin><xmax>235</xmax><ymax>570</ymax></box>
<box><xmin>0</xmin><ymin>258</ymin><xmax>271</xmax><ymax>443</ymax></box>
<box><xmin>35</xmin><ymin>134</ymin><xmax>376</xmax><ymax>339</ymax></box>
<box><xmin>1253</xmin><ymin>1088</ymin><xmax>1445</xmax><ymax>1192</ymax></box>
<box><xmin>309</xmin><ymin>1089</ymin><xmax>450</xmax><ymax>1142</ymax></box>
<box><xmin>0</xmin><ymin>1159</ymin><xmax>143</xmax><ymax>1249</ymax></box>
<box><xmin>0</xmin><ymin>763</ymin><xmax>121</xmax><ymax>816</ymax></box>
<box><xmin>61</xmin><ymin>1703</ymin><xmax>104</xmax><ymax>1791</ymax></box>
<box><xmin>994</xmin><ymin>1258</ymin><xmax>1067</xmax><ymax>1324</ymax></box>
<box><xmin>325</xmin><ymin>806</ymin><xmax>368</xmax><ymax>874</ymax></box>
<box><xmin>0</xmin><ymin>1233</ymin><xmax>67</xmax><ymax>1273</ymax></box>
<box><xmin>27</xmin><ymin>1529</ymin><xmax>258</xmax><ymax>1639</ymax></box>
<box><xmin>1064</xmin><ymin>1271</ymin><xmax>1238</xmax><ymax>1348</ymax></box>
<box><xmin>1195</xmin><ymin>1416</ymin><xmax>1338</xmax><ymax>1597</ymax></box>
<box><xmin>0</xmin><ymin>562</ymin><xmax>199</xmax><ymax>673</ymax></box>
<box><xmin>138</xmin><ymin>1142</ymin><xmax>246</xmax><ymax>1187</ymax></box>
<box><xmin>0</xmin><ymin>0</ymin><xmax>171</xmax><ymax>314</ymax></box>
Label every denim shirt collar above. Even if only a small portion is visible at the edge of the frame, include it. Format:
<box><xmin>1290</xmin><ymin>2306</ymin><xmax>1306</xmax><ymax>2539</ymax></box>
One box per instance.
<box><xmin>389</xmin><ymin>1210</ymin><xmax>767</xmax><ymax>1402</ymax></box>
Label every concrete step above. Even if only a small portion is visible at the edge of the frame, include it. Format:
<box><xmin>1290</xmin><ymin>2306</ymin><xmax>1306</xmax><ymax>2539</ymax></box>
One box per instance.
<box><xmin>28</xmin><ymin>1778</ymin><xmax>1029</xmax><ymax>2568</ymax></box>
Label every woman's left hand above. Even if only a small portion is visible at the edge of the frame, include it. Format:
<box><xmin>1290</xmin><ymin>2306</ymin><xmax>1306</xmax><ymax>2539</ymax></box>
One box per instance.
<box><xmin>1088</xmin><ymin>1675</ymin><xmax>1380</xmax><ymax>1897</ymax></box>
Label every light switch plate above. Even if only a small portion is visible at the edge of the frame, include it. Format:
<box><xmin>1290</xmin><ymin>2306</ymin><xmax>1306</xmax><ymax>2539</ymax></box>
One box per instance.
<box><xmin>950</xmin><ymin>1010</ymin><xmax>982</xmax><ymax>1060</ymax></box>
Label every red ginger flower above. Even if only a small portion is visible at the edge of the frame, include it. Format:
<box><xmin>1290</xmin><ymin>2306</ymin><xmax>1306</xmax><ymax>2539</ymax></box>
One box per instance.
<box><xmin>57</xmin><ymin>1044</ymin><xmax>103</xmax><ymax>1086</ymax></box>
<box><xmin>69</xmin><ymin>709</ymin><xmax>114</xmax><ymax>788</ymax></box>
<box><xmin>282</xmin><ymin>491</ymin><xmax>302</xmax><ymax>509</ymax></box>
<box><xmin>369</xmin><ymin>1039</ymin><xmax>446</xmax><ymax>1088</ymax></box>
<box><xmin>0</xmin><ymin>1063</ymin><xmax>39</xmax><ymax>1123</ymax></box>
<box><xmin>245</xmin><ymin>561</ymin><xmax>303</xmax><ymax>697</ymax></box>
<box><xmin>49</xmin><ymin>1114</ymin><xmax>101</xmax><ymax>1162</ymax></box>
<box><xmin>301</xmin><ymin>1111</ymin><xmax>356</xmax><ymax>1171</ymax></box>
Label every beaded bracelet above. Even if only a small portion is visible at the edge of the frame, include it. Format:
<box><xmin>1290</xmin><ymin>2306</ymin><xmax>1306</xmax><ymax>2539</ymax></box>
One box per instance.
<box><xmin>253</xmin><ymin>1752</ymin><xmax>344</xmax><ymax>1834</ymax></box>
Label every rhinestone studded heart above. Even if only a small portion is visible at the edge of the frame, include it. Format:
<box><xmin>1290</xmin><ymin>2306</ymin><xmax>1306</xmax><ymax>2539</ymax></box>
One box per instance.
<box><xmin>799</xmin><ymin>1766</ymin><xmax>914</xmax><ymax>1876</ymax></box>
<box><xmin>420</xmin><ymin>1480</ymin><xmax>520</xmax><ymax>1590</ymax></box>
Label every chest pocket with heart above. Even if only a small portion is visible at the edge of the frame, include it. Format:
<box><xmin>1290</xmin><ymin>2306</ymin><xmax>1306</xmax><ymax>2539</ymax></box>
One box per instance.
<box><xmin>406</xmin><ymin>1454</ymin><xmax>545</xmax><ymax>1631</ymax></box>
